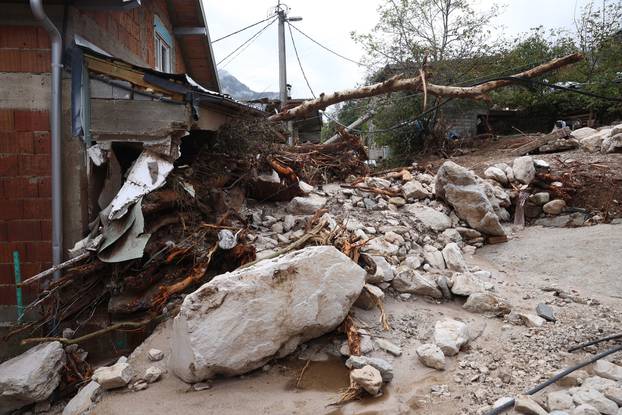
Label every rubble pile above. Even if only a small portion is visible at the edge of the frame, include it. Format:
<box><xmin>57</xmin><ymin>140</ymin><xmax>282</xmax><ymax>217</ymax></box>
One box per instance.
<box><xmin>2</xmin><ymin>131</ymin><xmax>619</xmax><ymax>413</ymax></box>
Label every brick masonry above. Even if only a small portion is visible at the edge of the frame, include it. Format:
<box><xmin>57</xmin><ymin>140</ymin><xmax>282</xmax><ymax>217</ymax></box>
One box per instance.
<box><xmin>0</xmin><ymin>108</ymin><xmax>51</xmax><ymax>305</ymax></box>
<box><xmin>0</xmin><ymin>1</ymin><xmax>185</xmax><ymax>309</ymax></box>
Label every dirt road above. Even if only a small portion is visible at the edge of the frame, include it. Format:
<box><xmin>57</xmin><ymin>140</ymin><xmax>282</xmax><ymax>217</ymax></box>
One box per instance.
<box><xmin>94</xmin><ymin>224</ymin><xmax>622</xmax><ymax>415</ymax></box>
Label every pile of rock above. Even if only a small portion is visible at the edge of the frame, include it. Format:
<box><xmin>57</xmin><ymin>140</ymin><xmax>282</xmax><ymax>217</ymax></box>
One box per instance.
<box><xmin>574</xmin><ymin>124</ymin><xmax>622</xmax><ymax>154</ymax></box>
<box><xmin>482</xmin><ymin>155</ymin><xmax>583</xmax><ymax>227</ymax></box>
<box><xmin>492</xmin><ymin>359</ymin><xmax>622</xmax><ymax>415</ymax></box>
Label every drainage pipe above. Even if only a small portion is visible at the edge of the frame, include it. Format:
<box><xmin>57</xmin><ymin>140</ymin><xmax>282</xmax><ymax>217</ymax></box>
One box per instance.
<box><xmin>30</xmin><ymin>0</ymin><xmax>63</xmax><ymax>280</ymax></box>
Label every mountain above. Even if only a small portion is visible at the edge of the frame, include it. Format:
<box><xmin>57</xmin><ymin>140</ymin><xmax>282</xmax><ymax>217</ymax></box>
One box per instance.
<box><xmin>218</xmin><ymin>70</ymin><xmax>279</xmax><ymax>101</ymax></box>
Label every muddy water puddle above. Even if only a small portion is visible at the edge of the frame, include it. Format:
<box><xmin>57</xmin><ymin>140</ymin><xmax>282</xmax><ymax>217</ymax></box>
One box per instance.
<box><xmin>285</xmin><ymin>357</ymin><xmax>351</xmax><ymax>392</ymax></box>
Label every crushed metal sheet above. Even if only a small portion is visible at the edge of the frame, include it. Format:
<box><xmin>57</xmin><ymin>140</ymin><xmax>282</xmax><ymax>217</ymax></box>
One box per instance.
<box><xmin>98</xmin><ymin>200</ymin><xmax>151</xmax><ymax>263</ymax></box>
<box><xmin>108</xmin><ymin>150</ymin><xmax>174</xmax><ymax>220</ymax></box>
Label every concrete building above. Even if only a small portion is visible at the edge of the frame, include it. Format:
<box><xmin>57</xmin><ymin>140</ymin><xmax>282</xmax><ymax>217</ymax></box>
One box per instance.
<box><xmin>0</xmin><ymin>0</ymin><xmax>259</xmax><ymax>319</ymax></box>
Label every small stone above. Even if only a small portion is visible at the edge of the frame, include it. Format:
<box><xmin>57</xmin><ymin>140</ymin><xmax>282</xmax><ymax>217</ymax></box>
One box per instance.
<box><xmin>529</xmin><ymin>192</ymin><xmax>550</xmax><ymax>205</ymax></box>
<box><xmin>441</xmin><ymin>243</ymin><xmax>468</xmax><ymax>272</ymax></box>
<box><xmin>536</xmin><ymin>303</ymin><xmax>556</xmax><ymax>322</ymax></box>
<box><xmin>402</xmin><ymin>180</ymin><xmax>431</xmax><ymax>200</ymax></box>
<box><xmin>572</xmin><ymin>388</ymin><xmax>618</xmax><ymax>415</ymax></box>
<box><xmin>132</xmin><ymin>380</ymin><xmax>149</xmax><ymax>391</ymax></box>
<box><xmin>354</xmin><ymin>284</ymin><xmax>385</xmax><ymax>310</ymax></box>
<box><xmin>543</xmin><ymin>199</ymin><xmax>566</xmax><ymax>215</ymax></box>
<box><xmin>572</xmin><ymin>404</ymin><xmax>600</xmax><ymax>415</ymax></box>
<box><xmin>144</xmin><ymin>366</ymin><xmax>163</xmax><ymax>384</ymax></box>
<box><xmin>391</xmin><ymin>269</ymin><xmax>442</xmax><ymax>298</ymax></box>
<box><xmin>374</xmin><ymin>338</ymin><xmax>402</xmax><ymax>356</ymax></box>
<box><xmin>484</xmin><ymin>167</ymin><xmax>508</xmax><ymax>184</ymax></box>
<box><xmin>416</xmin><ymin>344</ymin><xmax>446</xmax><ymax>370</ymax></box>
<box><xmin>519</xmin><ymin>313</ymin><xmax>546</xmax><ymax>327</ymax></box>
<box><xmin>514</xmin><ymin>394</ymin><xmax>548</xmax><ymax>415</ymax></box>
<box><xmin>389</xmin><ymin>197</ymin><xmax>406</xmax><ymax>206</ymax></box>
<box><xmin>62</xmin><ymin>328</ymin><xmax>75</xmax><ymax>339</ymax></box>
<box><xmin>271</xmin><ymin>222</ymin><xmax>284</xmax><ymax>234</ymax></box>
<box><xmin>345</xmin><ymin>356</ymin><xmax>393</xmax><ymax>382</ymax></box>
<box><xmin>192</xmin><ymin>382</ymin><xmax>212</xmax><ymax>391</ymax></box>
<box><xmin>147</xmin><ymin>349</ymin><xmax>164</xmax><ymax>362</ymax></box>
<box><xmin>594</xmin><ymin>360</ymin><xmax>622</xmax><ymax>381</ymax></box>
<box><xmin>513</xmin><ymin>156</ymin><xmax>536</xmax><ymax>185</ymax></box>
<box><xmin>92</xmin><ymin>361</ymin><xmax>132</xmax><ymax>390</ymax></box>
<box><xmin>62</xmin><ymin>381</ymin><xmax>101</xmax><ymax>415</ymax></box>
<box><xmin>464</xmin><ymin>292</ymin><xmax>511</xmax><ymax>315</ymax></box>
<box><xmin>283</xmin><ymin>215</ymin><xmax>295</xmax><ymax>232</ymax></box>
<box><xmin>350</xmin><ymin>365</ymin><xmax>383</xmax><ymax>396</ymax></box>
<box><xmin>604</xmin><ymin>387</ymin><xmax>622</xmax><ymax>406</ymax></box>
<box><xmin>582</xmin><ymin>376</ymin><xmax>618</xmax><ymax>392</ymax></box>
<box><xmin>433</xmin><ymin>319</ymin><xmax>469</xmax><ymax>356</ymax></box>
<box><xmin>451</xmin><ymin>273</ymin><xmax>488</xmax><ymax>296</ymax></box>
<box><xmin>548</xmin><ymin>390</ymin><xmax>575</xmax><ymax>411</ymax></box>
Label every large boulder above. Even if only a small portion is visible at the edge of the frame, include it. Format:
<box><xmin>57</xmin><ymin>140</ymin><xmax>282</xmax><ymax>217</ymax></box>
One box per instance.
<box><xmin>435</xmin><ymin>161</ymin><xmax>505</xmax><ymax>236</ymax></box>
<box><xmin>170</xmin><ymin>246</ymin><xmax>366</xmax><ymax>383</ymax></box>
<box><xmin>580</xmin><ymin>128</ymin><xmax>612</xmax><ymax>152</ymax></box>
<box><xmin>571</xmin><ymin>127</ymin><xmax>597</xmax><ymax>140</ymax></box>
<box><xmin>0</xmin><ymin>342</ymin><xmax>66</xmax><ymax>415</ymax></box>
<box><xmin>602</xmin><ymin>132</ymin><xmax>622</xmax><ymax>153</ymax></box>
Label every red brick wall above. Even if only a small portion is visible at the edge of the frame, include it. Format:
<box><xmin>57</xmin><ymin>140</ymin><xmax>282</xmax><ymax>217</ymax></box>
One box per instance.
<box><xmin>0</xmin><ymin>25</ymin><xmax>50</xmax><ymax>73</ymax></box>
<box><xmin>75</xmin><ymin>0</ymin><xmax>186</xmax><ymax>74</ymax></box>
<box><xmin>0</xmin><ymin>25</ymin><xmax>52</xmax><ymax>306</ymax></box>
<box><xmin>0</xmin><ymin>109</ymin><xmax>51</xmax><ymax>305</ymax></box>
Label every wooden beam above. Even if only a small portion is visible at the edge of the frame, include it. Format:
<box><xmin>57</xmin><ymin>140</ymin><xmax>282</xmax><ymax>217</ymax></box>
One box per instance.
<box><xmin>84</xmin><ymin>55</ymin><xmax>184</xmax><ymax>100</ymax></box>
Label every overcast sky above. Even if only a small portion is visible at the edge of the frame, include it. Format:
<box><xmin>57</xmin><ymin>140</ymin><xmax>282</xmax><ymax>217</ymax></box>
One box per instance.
<box><xmin>204</xmin><ymin>0</ymin><xmax>591</xmax><ymax>98</ymax></box>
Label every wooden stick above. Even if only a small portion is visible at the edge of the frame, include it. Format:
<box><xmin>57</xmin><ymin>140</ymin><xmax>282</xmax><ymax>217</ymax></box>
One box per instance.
<box><xmin>269</xmin><ymin>53</ymin><xmax>582</xmax><ymax>121</ymax></box>
<box><xmin>296</xmin><ymin>360</ymin><xmax>311</xmax><ymax>389</ymax></box>
<box><xmin>19</xmin><ymin>251</ymin><xmax>91</xmax><ymax>287</ymax></box>
<box><xmin>21</xmin><ymin>314</ymin><xmax>167</xmax><ymax>346</ymax></box>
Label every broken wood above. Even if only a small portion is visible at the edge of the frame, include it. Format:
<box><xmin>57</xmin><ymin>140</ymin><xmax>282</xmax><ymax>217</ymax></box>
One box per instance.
<box><xmin>344</xmin><ymin>314</ymin><xmax>361</xmax><ymax>356</ymax></box>
<box><xmin>511</xmin><ymin>127</ymin><xmax>572</xmax><ymax>156</ymax></box>
<box><xmin>269</xmin><ymin>53</ymin><xmax>583</xmax><ymax>121</ymax></box>
<box><xmin>20</xmin><ymin>314</ymin><xmax>167</xmax><ymax>346</ymax></box>
<box><xmin>19</xmin><ymin>251</ymin><xmax>91</xmax><ymax>287</ymax></box>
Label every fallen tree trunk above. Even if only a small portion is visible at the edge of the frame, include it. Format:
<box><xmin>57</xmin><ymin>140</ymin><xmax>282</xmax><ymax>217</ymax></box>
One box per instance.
<box><xmin>269</xmin><ymin>53</ymin><xmax>583</xmax><ymax>121</ymax></box>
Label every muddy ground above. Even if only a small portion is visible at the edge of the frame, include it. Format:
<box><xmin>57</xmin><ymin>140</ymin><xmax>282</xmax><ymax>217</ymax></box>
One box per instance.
<box><xmin>94</xmin><ymin>223</ymin><xmax>622</xmax><ymax>415</ymax></box>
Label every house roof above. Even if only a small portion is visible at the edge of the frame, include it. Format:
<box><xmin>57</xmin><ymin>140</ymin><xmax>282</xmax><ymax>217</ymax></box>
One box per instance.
<box><xmin>165</xmin><ymin>0</ymin><xmax>221</xmax><ymax>93</ymax></box>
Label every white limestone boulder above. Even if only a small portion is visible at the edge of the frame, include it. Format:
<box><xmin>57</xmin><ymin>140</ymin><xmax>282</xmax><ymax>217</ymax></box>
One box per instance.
<box><xmin>433</xmin><ymin>319</ymin><xmax>469</xmax><ymax>356</ymax></box>
<box><xmin>435</xmin><ymin>161</ymin><xmax>505</xmax><ymax>236</ymax></box>
<box><xmin>0</xmin><ymin>341</ymin><xmax>65</xmax><ymax>415</ymax></box>
<box><xmin>170</xmin><ymin>246</ymin><xmax>366</xmax><ymax>383</ymax></box>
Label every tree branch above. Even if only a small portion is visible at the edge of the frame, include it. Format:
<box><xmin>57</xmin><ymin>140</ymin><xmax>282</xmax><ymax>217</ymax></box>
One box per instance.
<box><xmin>268</xmin><ymin>53</ymin><xmax>583</xmax><ymax>122</ymax></box>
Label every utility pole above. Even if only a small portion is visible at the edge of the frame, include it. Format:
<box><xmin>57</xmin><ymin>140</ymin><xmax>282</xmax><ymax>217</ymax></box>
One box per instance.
<box><xmin>275</xmin><ymin>1</ymin><xmax>301</xmax><ymax>145</ymax></box>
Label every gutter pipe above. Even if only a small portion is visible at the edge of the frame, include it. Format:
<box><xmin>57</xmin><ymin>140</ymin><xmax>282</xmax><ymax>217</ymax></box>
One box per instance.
<box><xmin>30</xmin><ymin>0</ymin><xmax>63</xmax><ymax>280</ymax></box>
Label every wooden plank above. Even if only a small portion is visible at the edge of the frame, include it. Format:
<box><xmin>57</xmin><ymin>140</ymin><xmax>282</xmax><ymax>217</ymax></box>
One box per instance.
<box><xmin>84</xmin><ymin>56</ymin><xmax>184</xmax><ymax>101</ymax></box>
<box><xmin>511</xmin><ymin>127</ymin><xmax>571</xmax><ymax>156</ymax></box>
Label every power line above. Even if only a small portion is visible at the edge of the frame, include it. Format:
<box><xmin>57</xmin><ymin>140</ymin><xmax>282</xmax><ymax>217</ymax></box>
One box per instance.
<box><xmin>287</xmin><ymin>22</ymin><xmax>316</xmax><ymax>98</ymax></box>
<box><xmin>217</xmin><ymin>17</ymin><xmax>277</xmax><ymax>67</ymax></box>
<box><xmin>288</xmin><ymin>23</ymin><xmax>369</xmax><ymax>67</ymax></box>
<box><xmin>212</xmin><ymin>15</ymin><xmax>276</xmax><ymax>43</ymax></box>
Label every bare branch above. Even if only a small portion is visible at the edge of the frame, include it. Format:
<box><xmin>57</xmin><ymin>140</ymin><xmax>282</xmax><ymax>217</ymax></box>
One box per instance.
<box><xmin>269</xmin><ymin>53</ymin><xmax>583</xmax><ymax>122</ymax></box>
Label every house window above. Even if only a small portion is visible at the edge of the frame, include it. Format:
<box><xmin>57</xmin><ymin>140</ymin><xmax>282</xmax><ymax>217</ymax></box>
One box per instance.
<box><xmin>155</xmin><ymin>34</ymin><xmax>171</xmax><ymax>72</ymax></box>
<box><xmin>153</xmin><ymin>15</ymin><xmax>173</xmax><ymax>73</ymax></box>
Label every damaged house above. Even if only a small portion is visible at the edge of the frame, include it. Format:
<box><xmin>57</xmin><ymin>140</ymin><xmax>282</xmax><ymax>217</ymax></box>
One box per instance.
<box><xmin>0</xmin><ymin>0</ymin><xmax>262</xmax><ymax>322</ymax></box>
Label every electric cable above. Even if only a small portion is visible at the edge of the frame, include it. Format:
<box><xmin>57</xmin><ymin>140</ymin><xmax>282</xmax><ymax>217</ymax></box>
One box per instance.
<box><xmin>287</xmin><ymin>22</ymin><xmax>316</xmax><ymax>98</ymax></box>
<box><xmin>212</xmin><ymin>15</ymin><xmax>276</xmax><ymax>43</ymax></box>
<box><xmin>288</xmin><ymin>22</ymin><xmax>369</xmax><ymax>67</ymax></box>
<box><xmin>485</xmin><ymin>343</ymin><xmax>622</xmax><ymax>415</ymax></box>
<box><xmin>217</xmin><ymin>17</ymin><xmax>277</xmax><ymax>66</ymax></box>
